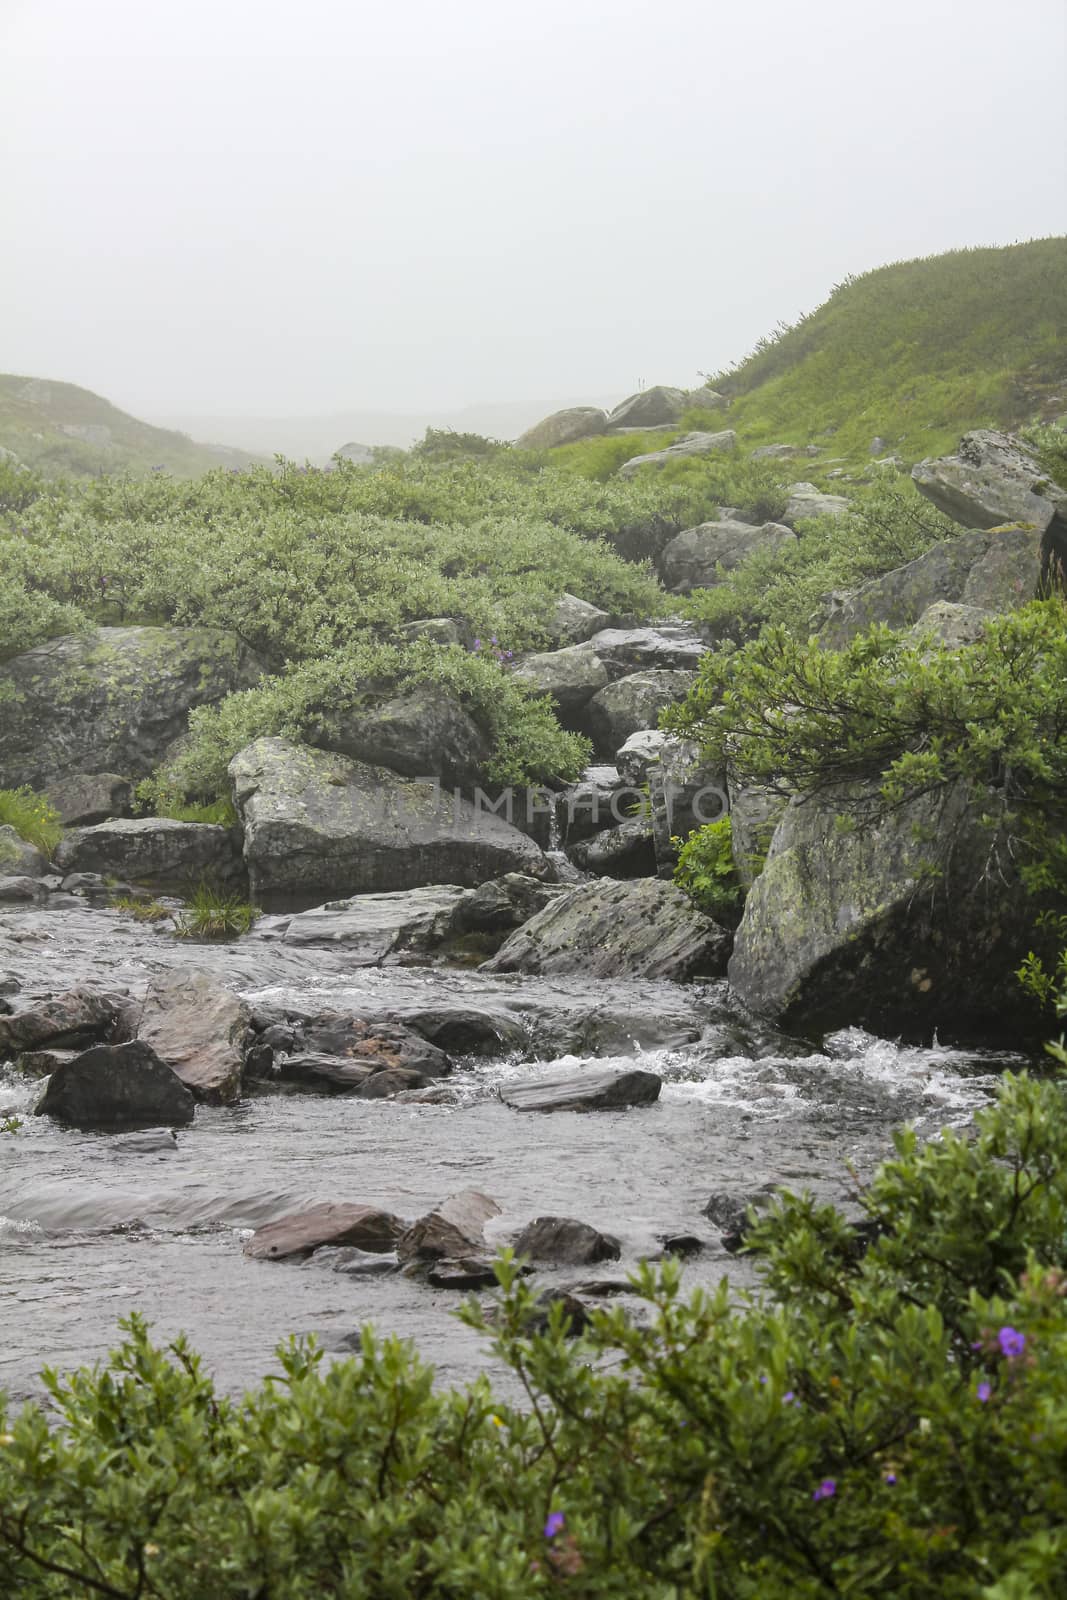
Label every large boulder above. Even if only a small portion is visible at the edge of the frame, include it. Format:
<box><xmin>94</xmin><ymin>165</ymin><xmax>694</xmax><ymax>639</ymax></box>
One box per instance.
<box><xmin>244</xmin><ymin>1203</ymin><xmax>404</xmax><ymax>1262</ymax></box>
<box><xmin>568</xmin><ymin>816</ymin><xmax>656</xmax><ymax>878</ymax></box>
<box><xmin>397</xmin><ymin>1190</ymin><xmax>501</xmax><ymax>1263</ymax></box>
<box><xmin>0</xmin><ymin>826</ymin><xmax>49</xmax><ymax>878</ymax></box>
<box><xmin>34</xmin><ymin>1040</ymin><xmax>196</xmax><ymax>1129</ymax></box>
<box><xmin>648</xmin><ymin>737</ymin><xmax>728</xmax><ymax>873</ymax></box>
<box><xmin>556</xmin><ymin>765</ymin><xmax>626</xmax><ymax>846</ymax></box>
<box><xmin>659</xmin><ymin>520</ymin><xmax>796</xmax><ymax>593</ymax></box>
<box><xmin>277</xmin><ymin>885</ymin><xmax>465</xmax><ymax>957</ymax></box>
<box><xmin>308</xmin><ymin>687</ymin><xmax>491</xmax><ymax>790</ymax></box>
<box><xmin>607</xmin><ymin>386</ymin><xmax>687</xmax><ymax>430</ymax></box>
<box><xmin>585</xmin><ymin>625</ymin><xmax>707</xmax><ymax>678</ymax></box>
<box><xmin>55</xmin><ymin>818</ymin><xmax>243</xmax><ymax>893</ymax></box>
<box><xmin>585</xmin><ymin>671</ymin><xmax>696</xmax><ymax>758</ymax></box>
<box><xmin>618</xmin><ymin>430</ymin><xmax>736</xmax><ymax>477</ymax></box>
<box><xmin>137</xmin><ymin>969</ymin><xmax>244</xmax><ymax>1105</ymax></box>
<box><xmin>0</xmin><ymin>988</ymin><xmax>132</xmax><ymax>1058</ymax></box>
<box><xmin>0</xmin><ymin>627</ymin><xmax>263</xmax><ymax>791</ymax></box>
<box><xmin>509</xmin><ymin>646</ymin><xmax>609</xmax><ymax>719</ymax></box>
<box><xmin>728</xmin><ymin>782</ymin><xmax>1043</xmax><ymax>1041</ymax></box>
<box><xmin>515</xmin><ymin>407</ymin><xmax>609</xmax><ymax>450</ymax></box>
<box><xmin>512</xmin><ymin>1216</ymin><xmax>621</xmax><ymax>1263</ymax></box>
<box><xmin>545</xmin><ymin>594</ymin><xmax>612</xmax><ymax>647</ymax></box>
<box><xmin>483</xmin><ymin>876</ymin><xmax>732</xmax><ymax>981</ymax></box>
<box><xmin>42</xmin><ymin>772</ymin><xmax>132</xmax><ymax>827</ymax></box>
<box><xmin>782</xmin><ymin>483</ymin><xmax>850</xmax><ymax>525</ymax></box>
<box><xmin>912</xmin><ymin>430</ymin><xmax>1067</xmax><ymax>532</ymax></box>
<box><xmin>230</xmin><ymin>738</ymin><xmax>550</xmax><ymax>911</ymax></box>
<box><xmin>817</xmin><ymin>526</ymin><xmax>1047</xmax><ymax>648</ymax></box>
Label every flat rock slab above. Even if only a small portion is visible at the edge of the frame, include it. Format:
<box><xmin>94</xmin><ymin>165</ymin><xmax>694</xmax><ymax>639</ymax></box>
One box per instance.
<box><xmin>244</xmin><ymin>1203</ymin><xmax>405</xmax><ymax>1261</ymax></box>
<box><xmin>34</xmin><ymin>1040</ymin><xmax>196</xmax><ymax>1130</ymax></box>
<box><xmin>138</xmin><ymin>968</ymin><xmax>244</xmax><ymax>1105</ymax></box>
<box><xmin>397</xmin><ymin>1189</ymin><xmax>502</xmax><ymax>1263</ymax></box>
<box><xmin>425</xmin><ymin>1257</ymin><xmax>500</xmax><ymax>1290</ymax></box>
<box><xmin>513</xmin><ymin>1216</ymin><xmax>621</xmax><ymax>1264</ymax></box>
<box><xmin>280</xmin><ymin>886</ymin><xmax>465</xmax><ymax>959</ymax></box>
<box><xmin>500</xmin><ymin>1067</ymin><xmax>662</xmax><ymax>1113</ymax></box>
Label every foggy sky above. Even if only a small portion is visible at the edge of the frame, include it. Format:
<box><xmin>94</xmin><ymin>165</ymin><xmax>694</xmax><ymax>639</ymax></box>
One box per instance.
<box><xmin>3</xmin><ymin>0</ymin><xmax>1065</xmax><ymax>427</ymax></box>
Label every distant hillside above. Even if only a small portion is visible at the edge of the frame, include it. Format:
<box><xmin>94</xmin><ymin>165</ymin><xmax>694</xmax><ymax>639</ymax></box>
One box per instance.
<box><xmin>706</xmin><ymin>238</ymin><xmax>1067</xmax><ymax>463</ymax></box>
<box><xmin>0</xmin><ymin>375</ymin><xmax>265</xmax><ymax>478</ymax></box>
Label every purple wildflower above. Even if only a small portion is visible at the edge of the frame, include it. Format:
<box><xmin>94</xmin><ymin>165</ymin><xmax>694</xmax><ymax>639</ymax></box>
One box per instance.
<box><xmin>812</xmin><ymin>1479</ymin><xmax>836</xmax><ymax>1502</ymax></box>
<box><xmin>782</xmin><ymin>1391</ymin><xmax>795</xmax><ymax>1405</ymax></box>
<box><xmin>884</xmin><ymin>1472</ymin><xmax>897</xmax><ymax>1486</ymax></box>
<box><xmin>472</xmin><ymin>638</ymin><xmax>482</xmax><ymax>651</ymax></box>
<box><xmin>544</xmin><ymin>1512</ymin><xmax>565</xmax><ymax>1539</ymax></box>
<box><xmin>998</xmin><ymin>1326</ymin><xmax>1026</xmax><ymax>1359</ymax></box>
<box><xmin>977</xmin><ymin>1382</ymin><xmax>992</xmax><ymax>1403</ymax></box>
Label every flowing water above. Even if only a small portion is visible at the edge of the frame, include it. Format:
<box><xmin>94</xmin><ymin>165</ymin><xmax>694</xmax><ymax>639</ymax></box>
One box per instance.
<box><xmin>0</xmin><ymin>904</ymin><xmax>1025</xmax><ymax>1405</ymax></box>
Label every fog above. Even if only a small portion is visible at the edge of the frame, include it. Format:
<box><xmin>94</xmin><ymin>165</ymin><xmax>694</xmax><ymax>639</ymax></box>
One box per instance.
<box><xmin>3</xmin><ymin>0</ymin><xmax>1065</xmax><ymax>445</ymax></box>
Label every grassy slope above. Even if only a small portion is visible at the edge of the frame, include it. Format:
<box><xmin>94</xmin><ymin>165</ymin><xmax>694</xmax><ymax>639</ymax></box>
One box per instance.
<box><xmin>0</xmin><ymin>374</ymin><xmax>264</xmax><ymax>478</ymax></box>
<box><xmin>702</xmin><ymin>238</ymin><xmax>1067</xmax><ymax>466</ymax></box>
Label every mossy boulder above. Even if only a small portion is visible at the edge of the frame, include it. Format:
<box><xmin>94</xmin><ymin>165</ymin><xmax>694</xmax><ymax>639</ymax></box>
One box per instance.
<box><xmin>0</xmin><ymin>626</ymin><xmax>263</xmax><ymax>791</ymax></box>
<box><xmin>307</xmin><ymin>686</ymin><xmax>491</xmax><ymax>790</ymax></box>
<box><xmin>659</xmin><ymin>519</ymin><xmax>796</xmax><ymax>593</ymax></box>
<box><xmin>585</xmin><ymin>670</ymin><xmax>696</xmax><ymax>759</ymax></box>
<box><xmin>912</xmin><ymin>429</ymin><xmax>1067</xmax><ymax>531</ymax></box>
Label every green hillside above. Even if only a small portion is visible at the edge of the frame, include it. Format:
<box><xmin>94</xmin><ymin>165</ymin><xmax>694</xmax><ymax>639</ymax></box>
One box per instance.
<box><xmin>704</xmin><ymin>237</ymin><xmax>1067</xmax><ymax>464</ymax></box>
<box><xmin>0</xmin><ymin>374</ymin><xmax>264</xmax><ymax>478</ymax></box>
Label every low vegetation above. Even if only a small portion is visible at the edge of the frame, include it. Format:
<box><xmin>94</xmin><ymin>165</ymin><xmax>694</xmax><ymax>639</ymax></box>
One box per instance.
<box><xmin>672</xmin><ymin>816</ymin><xmax>744</xmax><ymax>923</ymax></box>
<box><xmin>1</xmin><ymin>1058</ymin><xmax>1066</xmax><ymax>1596</ymax></box>
<box><xmin>0</xmin><ymin>787</ymin><xmax>63</xmax><ymax>857</ymax></box>
<box><xmin>173</xmin><ymin>881</ymin><xmax>258</xmax><ymax>940</ymax></box>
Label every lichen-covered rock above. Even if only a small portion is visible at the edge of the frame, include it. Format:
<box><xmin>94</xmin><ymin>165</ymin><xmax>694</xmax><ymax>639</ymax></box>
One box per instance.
<box><xmin>0</xmin><ymin>826</ymin><xmax>50</xmax><ymax>878</ymax></box>
<box><xmin>607</xmin><ymin>386</ymin><xmax>687</xmax><ymax>430</ymax></box>
<box><xmin>509</xmin><ymin>645</ymin><xmax>609</xmax><ymax>718</ymax></box>
<box><xmin>912</xmin><ymin>429</ymin><xmax>1067</xmax><ymax>531</ymax></box>
<box><xmin>308</xmin><ymin>686</ymin><xmax>490</xmax><ymax>789</ymax></box>
<box><xmin>34</xmin><ymin>1040</ymin><xmax>196</xmax><ymax>1130</ymax></box>
<box><xmin>0</xmin><ymin>626</ymin><xmax>263</xmax><ymax>791</ymax></box>
<box><xmin>545</xmin><ymin>593</ymin><xmax>611</xmax><ymax>647</ymax></box>
<box><xmin>55</xmin><ymin>818</ymin><xmax>243</xmax><ymax>893</ymax></box>
<box><xmin>782</xmin><ymin>483</ymin><xmax>850</xmax><ymax>525</ymax></box>
<box><xmin>615</xmin><ymin>730</ymin><xmax>669</xmax><ymax>787</ymax></box>
<box><xmin>728</xmin><ymin>782</ymin><xmax>1043</xmax><ymax>1041</ymax></box>
<box><xmin>585</xmin><ymin>625</ymin><xmax>707</xmax><ymax>678</ymax></box>
<box><xmin>230</xmin><ymin>738</ymin><xmax>550</xmax><ymax>911</ymax></box>
<box><xmin>568</xmin><ymin>816</ymin><xmax>656</xmax><ymax>878</ymax></box>
<box><xmin>42</xmin><ymin>772</ymin><xmax>132</xmax><ymax>826</ymax></box>
<box><xmin>618</xmin><ymin>430</ymin><xmax>736</xmax><ymax>477</ymax></box>
<box><xmin>515</xmin><ymin>406</ymin><xmax>609</xmax><ymax>450</ymax></box>
<box><xmin>278</xmin><ymin>886</ymin><xmax>465</xmax><ymax>958</ymax></box>
<box><xmin>585</xmin><ymin>671</ymin><xmax>696</xmax><ymax>758</ymax></box>
<box><xmin>483</xmin><ymin>876</ymin><xmax>732</xmax><ymax>981</ymax></box>
<box><xmin>659</xmin><ymin>520</ymin><xmax>795</xmax><ymax>592</ymax></box>
<box><xmin>817</xmin><ymin>526</ymin><xmax>1047</xmax><ymax>647</ymax></box>
<box><xmin>138</xmin><ymin>968</ymin><xmax>244</xmax><ymax>1105</ymax></box>
<box><xmin>906</xmin><ymin>601</ymin><xmax>995</xmax><ymax>649</ymax></box>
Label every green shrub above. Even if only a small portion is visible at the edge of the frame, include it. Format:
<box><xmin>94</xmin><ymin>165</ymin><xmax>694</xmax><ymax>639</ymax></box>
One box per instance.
<box><xmin>174</xmin><ymin>880</ymin><xmax>257</xmax><ymax>940</ymax></box>
<box><xmin>110</xmin><ymin>896</ymin><xmax>172</xmax><ymax>923</ymax></box>
<box><xmin>673</xmin><ymin>816</ymin><xmax>744</xmax><ymax>922</ymax></box>
<box><xmin>1</xmin><ymin>1064</ymin><xmax>1066</xmax><ymax>1596</ymax></box>
<box><xmin>0</xmin><ymin>787</ymin><xmax>62</xmax><ymax>856</ymax></box>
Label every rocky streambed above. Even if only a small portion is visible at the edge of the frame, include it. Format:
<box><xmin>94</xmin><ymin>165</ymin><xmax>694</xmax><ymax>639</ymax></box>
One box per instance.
<box><xmin>0</xmin><ymin>896</ymin><xmax>1022</xmax><ymax>1405</ymax></box>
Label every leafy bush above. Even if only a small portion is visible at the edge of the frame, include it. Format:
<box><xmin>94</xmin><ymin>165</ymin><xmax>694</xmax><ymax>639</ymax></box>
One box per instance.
<box><xmin>174</xmin><ymin>880</ymin><xmax>257</xmax><ymax>940</ymax></box>
<box><xmin>1</xmin><ymin>1065</ymin><xmax>1066</xmax><ymax>1596</ymax></box>
<box><xmin>673</xmin><ymin>816</ymin><xmax>744</xmax><ymax>922</ymax></box>
<box><xmin>0</xmin><ymin>787</ymin><xmax>63</xmax><ymax>856</ymax></box>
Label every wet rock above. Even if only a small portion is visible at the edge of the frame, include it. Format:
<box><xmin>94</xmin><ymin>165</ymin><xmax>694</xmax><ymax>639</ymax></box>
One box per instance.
<box><xmin>138</xmin><ymin>968</ymin><xmax>244</xmax><ymax>1105</ymax></box>
<box><xmin>280</xmin><ymin>886</ymin><xmax>465</xmax><ymax>958</ymax></box>
<box><xmin>308</xmin><ymin>686</ymin><xmax>491</xmax><ymax>790</ymax></box>
<box><xmin>515</xmin><ymin>406</ymin><xmax>608</xmax><ymax>450</ymax></box>
<box><xmin>546</xmin><ymin>593</ymin><xmax>611</xmax><ymax>647</ymax></box>
<box><xmin>230</xmin><ymin>737</ymin><xmax>550</xmax><ymax>912</ymax></box>
<box><xmin>912</xmin><ymin>429</ymin><xmax>1067</xmax><ymax>532</ymax></box>
<box><xmin>619</xmin><ymin>431</ymin><xmax>736</xmax><ymax>476</ymax></box>
<box><xmin>499</xmin><ymin>1066</ymin><xmax>662</xmax><ymax>1113</ymax></box>
<box><xmin>556</xmin><ymin>766</ymin><xmax>625</xmax><ymax>846</ymax></box>
<box><xmin>817</xmin><ymin>526</ymin><xmax>1047</xmax><ymax>647</ymax></box>
<box><xmin>12</xmin><ymin>1047</ymin><xmax>81</xmax><ymax>1077</ymax></box>
<box><xmin>608</xmin><ymin>386</ymin><xmax>687</xmax><ymax>430</ymax></box>
<box><xmin>425</xmin><ymin>1257</ymin><xmax>499</xmax><ymax>1289</ymax></box>
<box><xmin>585</xmin><ymin>671</ymin><xmax>696</xmax><ymax>758</ymax></box>
<box><xmin>0</xmin><ymin>875</ymin><xmax>47</xmax><ymax>903</ymax></box>
<box><xmin>782</xmin><ymin>483</ymin><xmax>849</xmax><ymax>525</ymax></box>
<box><xmin>729</xmin><ymin>781</ymin><xmax>1043</xmax><ymax>1041</ymax></box>
<box><xmin>648</xmin><ymin>737</ymin><xmax>729</xmax><ymax>874</ymax></box>
<box><xmin>615</xmin><ymin>731</ymin><xmax>668</xmax><ymax>788</ymax></box>
<box><xmin>0</xmin><ymin>975</ymin><xmax>21</xmax><ymax>997</ymax></box>
<box><xmin>0</xmin><ymin>827</ymin><xmax>51</xmax><ymax>878</ymax></box>
<box><xmin>34</xmin><ymin>1040</ymin><xmax>196</xmax><ymax>1130</ymax></box>
<box><xmin>386</xmin><ymin>1003</ymin><xmax>528</xmax><ymax>1057</ymax></box>
<box><xmin>659</xmin><ymin>520</ymin><xmax>795</xmax><ymax>592</ymax></box>
<box><xmin>60</xmin><ymin>872</ymin><xmax>112</xmax><ymax>897</ymax></box>
<box><xmin>513</xmin><ymin>1216</ymin><xmax>620</xmax><ymax>1265</ymax></box>
<box><xmin>0</xmin><ymin>987</ymin><xmax>131</xmax><ymax>1058</ymax></box>
<box><xmin>355</xmin><ymin>1065</ymin><xmax>441</xmax><ymax>1098</ymax></box>
<box><xmin>110</xmin><ymin>1128</ymin><xmax>179</xmax><ymax>1153</ymax></box>
<box><xmin>568</xmin><ymin>816</ymin><xmax>656</xmax><ymax>878</ymax></box>
<box><xmin>55</xmin><ymin>819</ymin><xmax>243</xmax><ymax>895</ymax></box>
<box><xmin>451</xmin><ymin>874</ymin><xmax>565</xmax><ymax>936</ymax></box>
<box><xmin>524</xmin><ymin>1288</ymin><xmax>594</xmax><ymax>1336</ymax></box>
<box><xmin>702</xmin><ymin>1192</ymin><xmax>768</xmax><ymax>1252</ymax></box>
<box><xmin>43</xmin><ymin>773</ymin><xmax>133</xmax><ymax>827</ymax></box>
<box><xmin>397</xmin><ymin>1189</ymin><xmax>501</xmax><ymax>1264</ymax></box>
<box><xmin>244</xmin><ymin>1203</ymin><xmax>405</xmax><ymax>1261</ymax></box>
<box><xmin>303</xmin><ymin>1246</ymin><xmax>399</xmax><ymax>1276</ymax></box>
<box><xmin>0</xmin><ymin>626</ymin><xmax>263</xmax><ymax>791</ymax></box>
<box><xmin>656</xmin><ymin>1233</ymin><xmax>705</xmax><ymax>1258</ymax></box>
<box><xmin>245</xmin><ymin>1011</ymin><xmax>452</xmax><ymax>1086</ymax></box>
<box><xmin>585</xmin><ymin>625</ymin><xmax>707</xmax><ymax>678</ymax></box>
<box><xmin>509</xmin><ymin>646</ymin><xmax>609</xmax><ymax>719</ymax></box>
<box><xmin>483</xmin><ymin>877</ymin><xmax>732</xmax><ymax>981</ymax></box>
